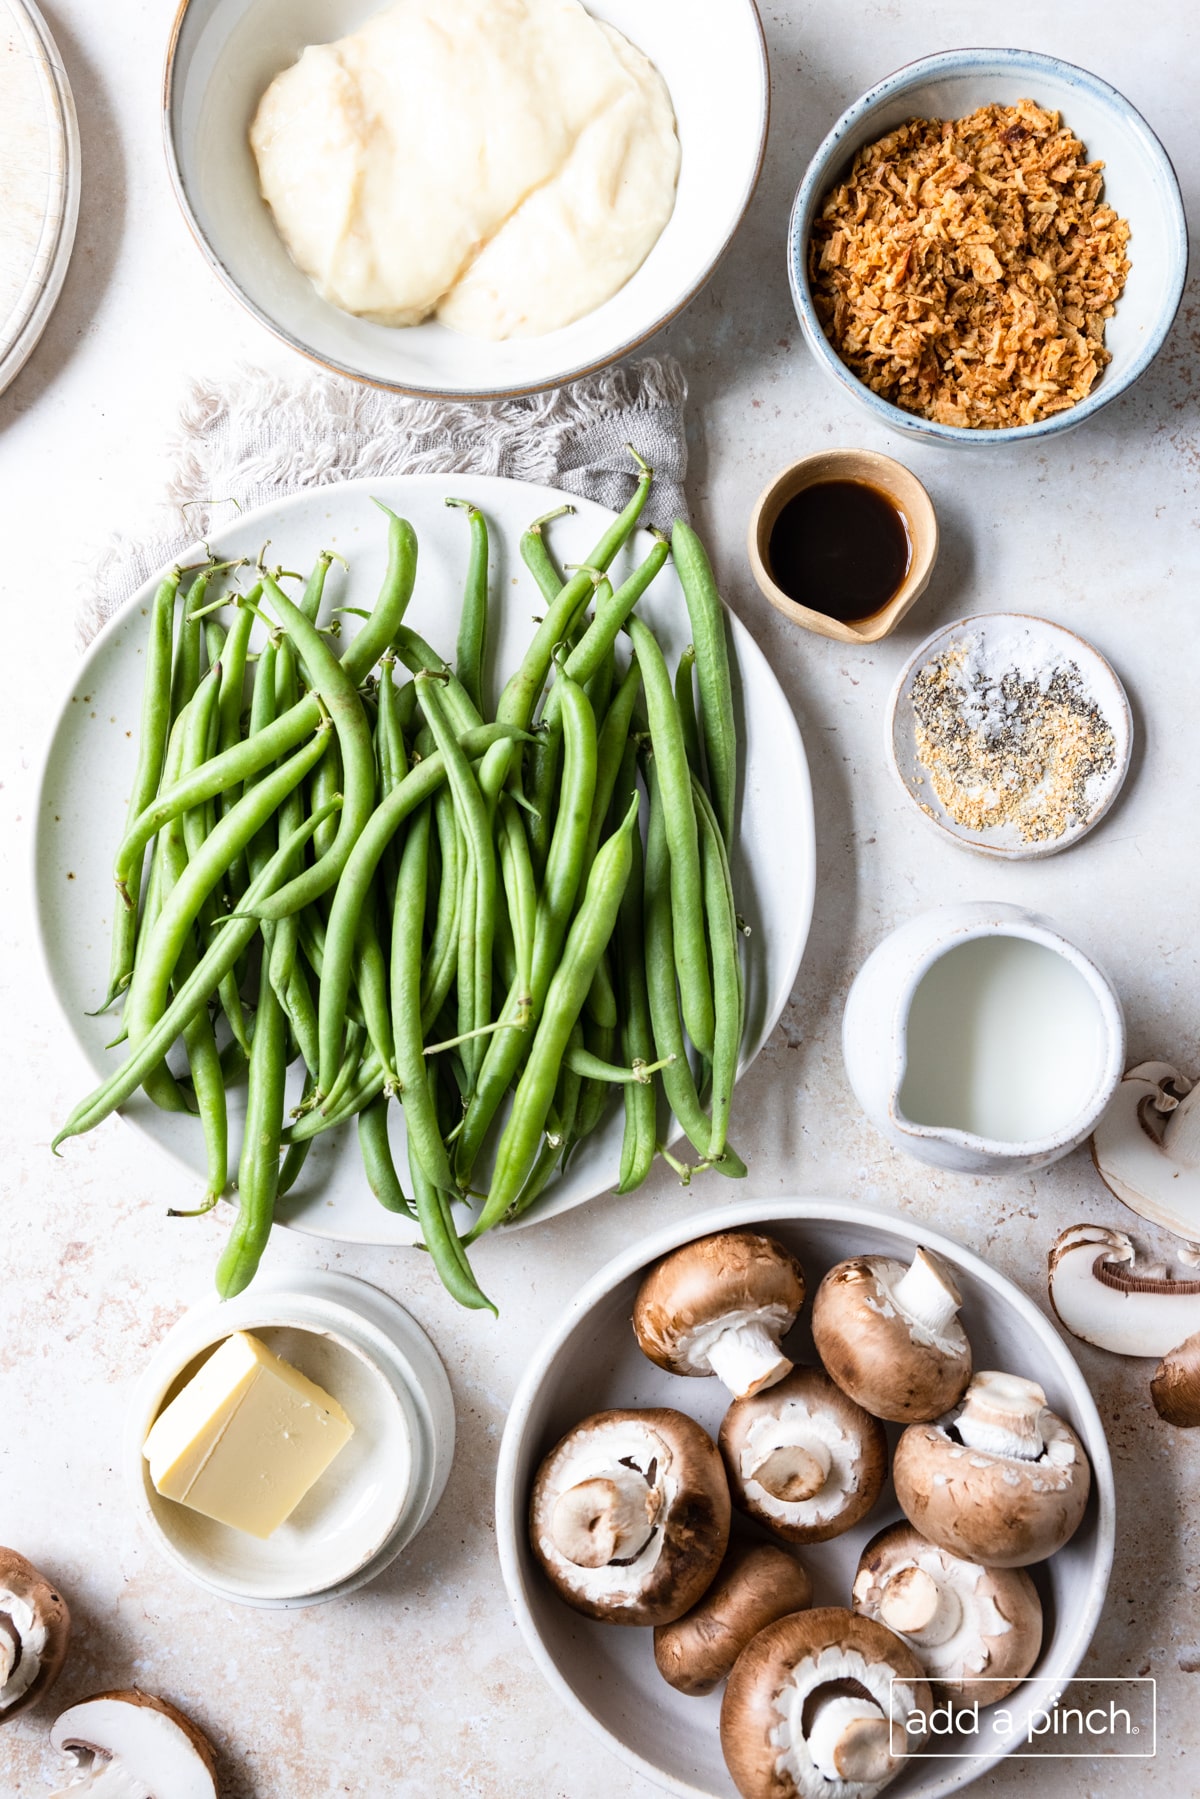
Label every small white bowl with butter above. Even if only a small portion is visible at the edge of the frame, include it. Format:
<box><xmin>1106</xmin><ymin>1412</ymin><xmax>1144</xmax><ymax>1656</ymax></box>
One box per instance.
<box><xmin>129</xmin><ymin>1271</ymin><xmax>454</xmax><ymax>1607</ymax></box>
<box><xmin>163</xmin><ymin>0</ymin><xmax>768</xmax><ymax>396</ymax></box>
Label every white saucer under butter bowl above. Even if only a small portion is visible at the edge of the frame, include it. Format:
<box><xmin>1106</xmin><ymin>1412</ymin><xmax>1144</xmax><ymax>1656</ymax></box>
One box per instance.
<box><xmin>496</xmin><ymin>1199</ymin><xmax>1115</xmax><ymax>1799</ymax></box>
<box><xmin>127</xmin><ymin>1271</ymin><xmax>454</xmax><ymax>1608</ymax></box>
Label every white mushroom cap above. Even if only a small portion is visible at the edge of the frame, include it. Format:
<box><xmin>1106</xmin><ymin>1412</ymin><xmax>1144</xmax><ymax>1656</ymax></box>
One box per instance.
<box><xmin>812</xmin><ymin>1250</ymin><xmax>972</xmax><ymax>1423</ymax></box>
<box><xmin>892</xmin><ymin>1371</ymin><xmax>1091</xmax><ymax>1567</ymax></box>
<box><xmin>720</xmin><ymin>1608</ymin><xmax>931</xmax><ymax>1799</ymax></box>
<box><xmin>0</xmin><ymin>1548</ymin><xmax>70</xmax><ymax>1723</ymax></box>
<box><xmin>719</xmin><ymin>1366</ymin><xmax>888</xmax><ymax>1544</ymax></box>
<box><xmin>654</xmin><ymin>1542</ymin><xmax>813</xmax><ymax>1696</ymax></box>
<box><xmin>1048</xmin><ymin>1223</ymin><xmax>1200</xmax><ymax>1356</ymax></box>
<box><xmin>1091</xmin><ymin>1062</ymin><xmax>1200</xmax><ymax>1239</ymax></box>
<box><xmin>852</xmin><ymin>1521</ymin><xmax>1043</xmax><ymax>1706</ymax></box>
<box><xmin>529</xmin><ymin>1408</ymin><xmax>730</xmax><ymax>1626</ymax></box>
<box><xmin>49</xmin><ymin>1692</ymin><xmax>217</xmax><ymax>1798</ymax></box>
<box><xmin>633</xmin><ymin>1232</ymin><xmax>806</xmax><ymax>1400</ymax></box>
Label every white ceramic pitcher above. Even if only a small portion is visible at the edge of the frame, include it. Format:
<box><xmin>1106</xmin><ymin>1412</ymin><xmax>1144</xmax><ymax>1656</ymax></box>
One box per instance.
<box><xmin>842</xmin><ymin>902</ymin><xmax>1125</xmax><ymax>1175</ymax></box>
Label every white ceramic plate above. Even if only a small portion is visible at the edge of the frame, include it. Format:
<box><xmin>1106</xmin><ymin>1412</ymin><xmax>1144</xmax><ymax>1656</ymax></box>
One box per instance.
<box><xmin>163</xmin><ymin>0</ymin><xmax>768</xmax><ymax>397</ymax></box>
<box><xmin>127</xmin><ymin>1270</ymin><xmax>456</xmax><ymax>1606</ymax></box>
<box><xmin>0</xmin><ymin>0</ymin><xmax>80</xmax><ymax>395</ymax></box>
<box><xmin>34</xmin><ymin>476</ymin><xmax>815</xmax><ymax>1244</ymax></box>
<box><xmin>887</xmin><ymin>613</ymin><xmax>1133</xmax><ymax>861</ymax></box>
<box><xmin>496</xmin><ymin>1199</ymin><xmax>1116</xmax><ymax>1799</ymax></box>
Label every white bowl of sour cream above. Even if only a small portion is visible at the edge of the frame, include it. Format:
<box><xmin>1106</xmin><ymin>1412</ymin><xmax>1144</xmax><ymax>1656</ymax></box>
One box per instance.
<box><xmin>164</xmin><ymin>0</ymin><xmax>768</xmax><ymax>397</ymax></box>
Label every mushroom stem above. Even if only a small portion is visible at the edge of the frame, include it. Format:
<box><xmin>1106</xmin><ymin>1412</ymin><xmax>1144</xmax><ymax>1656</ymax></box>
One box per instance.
<box><xmin>750</xmin><ymin>1438</ymin><xmax>832</xmax><ymax>1503</ymax></box>
<box><xmin>806</xmin><ymin>1690</ymin><xmax>895</xmax><ymax>1784</ymax></box>
<box><xmin>0</xmin><ymin>1616</ymin><xmax>16</xmax><ymax>1690</ymax></box>
<box><xmin>704</xmin><ymin>1320</ymin><xmax>792</xmax><ymax>1398</ymax></box>
<box><xmin>955</xmin><ymin>1372</ymin><xmax>1046</xmax><ymax>1460</ymax></box>
<box><xmin>891</xmin><ymin>1248</ymin><xmax>963</xmax><ymax>1337</ymax></box>
<box><xmin>551</xmin><ymin>1472</ymin><xmax>660</xmax><ymax>1569</ymax></box>
<box><xmin>878</xmin><ymin>1565</ymin><xmax>963</xmax><ymax>1646</ymax></box>
<box><xmin>47</xmin><ymin>1760</ymin><xmax>134</xmax><ymax>1797</ymax></box>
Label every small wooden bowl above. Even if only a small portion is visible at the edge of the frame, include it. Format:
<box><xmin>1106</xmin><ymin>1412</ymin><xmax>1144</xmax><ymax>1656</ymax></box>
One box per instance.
<box><xmin>747</xmin><ymin>448</ymin><xmax>938</xmax><ymax>644</ymax></box>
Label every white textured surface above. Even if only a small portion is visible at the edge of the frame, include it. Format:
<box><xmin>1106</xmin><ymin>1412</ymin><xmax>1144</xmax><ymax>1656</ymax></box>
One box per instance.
<box><xmin>0</xmin><ymin>4</ymin><xmax>1197</xmax><ymax>1798</ymax></box>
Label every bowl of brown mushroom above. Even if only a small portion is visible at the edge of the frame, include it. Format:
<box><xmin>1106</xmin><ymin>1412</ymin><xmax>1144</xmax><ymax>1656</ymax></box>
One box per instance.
<box><xmin>496</xmin><ymin>1198</ymin><xmax>1115</xmax><ymax>1799</ymax></box>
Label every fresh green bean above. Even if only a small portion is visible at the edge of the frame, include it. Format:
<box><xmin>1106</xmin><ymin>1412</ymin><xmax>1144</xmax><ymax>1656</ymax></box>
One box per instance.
<box><xmin>407</xmin><ymin>1067</ymin><xmax>495</xmax><ymax>1313</ymax></box>
<box><xmin>301</xmin><ymin>550</ymin><xmax>335</xmax><ymax>624</ymax></box>
<box><xmin>141</xmin><ymin>704</ymin><xmax>203</xmax><ymax>1117</ymax></box>
<box><xmin>614</xmin><ymin>746</ymin><xmax>658</xmax><ymax>1194</ymax></box>
<box><xmin>643</xmin><ymin>756</ymin><xmax>745</xmax><ymax>1177</ymax></box>
<box><xmin>520</xmin><ymin>504</ymin><xmax>573</xmax><ymax>605</ymax></box>
<box><xmin>497</xmin><ymin>795</ymin><xmax>535</xmax><ymax>1024</ymax></box>
<box><xmin>419</xmin><ymin>789</ymin><xmax>461</xmax><ymax>1033</ymax></box>
<box><xmin>215</xmin><ymin>971</ymin><xmax>287</xmax><ymax>1298</ymax></box>
<box><xmin>674</xmin><ymin>644</ymin><xmax>703</xmax><ymax>775</ymax></box>
<box><xmin>470</xmin><ymin>792</ymin><xmax>639</xmax><ymax>1237</ymax></box>
<box><xmin>387</xmin><ymin>797</ymin><xmax>456</xmax><ymax>1191</ymax></box>
<box><xmin>103</xmin><ymin>569</ymin><xmax>180</xmax><ymax>1008</ymax></box>
<box><xmin>393</xmin><ymin>626</ymin><xmax>483</xmax><ymax>731</ymax></box>
<box><xmin>355</xmin><ymin>903</ymin><xmax>396</xmax><ymax>1087</ymax></box>
<box><xmin>169</xmin><ymin>568</ymin><xmax>203</xmax><ymax>721</ymax></box>
<box><xmin>672</xmin><ymin>521</ymin><xmax>737</xmax><ymax>845</ymax></box>
<box><xmin>693</xmin><ymin>775</ymin><xmax>743</xmax><ymax>1160</ymax></box>
<box><xmin>628</xmin><ymin>615</ymin><xmax>714</xmax><ymax>1057</ymax></box>
<box><xmin>449</xmin><ymin>499</ymin><xmax>489</xmax><ymax>719</ymax></box>
<box><xmin>358</xmin><ymin>1094</ymin><xmax>414</xmax><ymax>1217</ymax></box>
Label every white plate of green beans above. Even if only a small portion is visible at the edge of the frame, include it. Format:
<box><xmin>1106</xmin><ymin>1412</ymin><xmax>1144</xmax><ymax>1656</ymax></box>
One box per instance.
<box><xmin>35</xmin><ymin>475</ymin><xmax>814</xmax><ymax>1269</ymax></box>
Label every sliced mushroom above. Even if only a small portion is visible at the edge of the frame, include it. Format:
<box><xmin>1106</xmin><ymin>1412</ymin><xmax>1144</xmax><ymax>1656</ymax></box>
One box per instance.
<box><xmin>892</xmin><ymin>1371</ymin><xmax>1091</xmax><ymax>1567</ymax></box>
<box><xmin>852</xmin><ymin>1522</ymin><xmax>1042</xmax><ymax>1706</ymax></box>
<box><xmin>0</xmin><ymin>1548</ymin><xmax>70</xmax><ymax>1722</ymax></box>
<box><xmin>1047</xmin><ymin>1223</ymin><xmax>1200</xmax><ymax>1356</ymax></box>
<box><xmin>529</xmin><ymin>1408</ymin><xmax>730</xmax><ymax>1626</ymax></box>
<box><xmin>719</xmin><ymin>1366</ymin><xmax>887</xmax><ymax>1544</ymax></box>
<box><xmin>632</xmin><ymin>1231</ymin><xmax>806</xmax><ymax>1400</ymax></box>
<box><xmin>48</xmin><ymin>1691</ymin><xmax>217</xmax><ymax>1797</ymax></box>
<box><xmin>811</xmin><ymin>1248</ymin><xmax>972</xmax><ymax>1423</ymax></box>
<box><xmin>720</xmin><ymin>1608</ymin><xmax>931</xmax><ymax>1799</ymax></box>
<box><xmin>1092</xmin><ymin>1061</ymin><xmax>1200</xmax><ymax>1239</ymax></box>
<box><xmin>654</xmin><ymin>1542</ymin><xmax>813</xmax><ymax>1696</ymax></box>
<box><xmin>1151</xmin><ymin>1332</ymin><xmax>1200</xmax><ymax>1427</ymax></box>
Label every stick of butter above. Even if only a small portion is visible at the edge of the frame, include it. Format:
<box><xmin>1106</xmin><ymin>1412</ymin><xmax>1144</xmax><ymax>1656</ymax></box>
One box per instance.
<box><xmin>144</xmin><ymin>1331</ymin><xmax>354</xmax><ymax>1539</ymax></box>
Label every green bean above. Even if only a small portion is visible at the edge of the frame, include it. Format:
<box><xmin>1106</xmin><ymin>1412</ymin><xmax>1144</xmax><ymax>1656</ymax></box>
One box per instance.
<box><xmin>301</xmin><ymin>550</ymin><xmax>335</xmax><ymax>624</ymax></box>
<box><xmin>393</xmin><ymin>626</ymin><xmax>483</xmax><ymax>731</ymax></box>
<box><xmin>356</xmin><ymin>903</ymin><xmax>396</xmax><ymax>1087</ymax></box>
<box><xmin>497</xmin><ymin>795</ymin><xmax>535</xmax><ymax>1024</ymax></box>
<box><xmin>524</xmin><ymin>707</ymin><xmax>563</xmax><ymax>877</ymax></box>
<box><xmin>250</xmin><ymin>574</ymin><xmax>375</xmax><ymax>919</ymax></box>
<box><xmin>693</xmin><ymin>775</ymin><xmax>743</xmax><ymax>1160</ymax></box>
<box><xmin>674</xmin><ymin>644</ymin><xmax>703</xmax><ymax>775</ymax></box>
<box><xmin>583</xmin><ymin>632</ymin><xmax>615</xmax><ymax>726</ymax></box>
<box><xmin>628</xmin><ymin>615</ymin><xmax>714</xmax><ymax>1057</ymax></box>
<box><xmin>123</xmin><ymin>726</ymin><xmax>331</xmax><ymax>1046</ymax></box>
<box><xmin>281</xmin><ymin>1052</ymin><xmax>385</xmax><ymax>1143</ymax></box>
<box><xmin>420</xmin><ymin>789</ymin><xmax>461</xmax><ymax>1034</ymax></box>
<box><xmin>563</xmin><ymin>1044</ymin><xmax>671</xmax><ymax>1084</ymax></box>
<box><xmin>215</xmin><ymin>970</ymin><xmax>287</xmax><ymax>1298</ymax></box>
<box><xmin>584</xmin><ymin>949</ymin><xmax>618</xmax><ymax>1030</ymax></box>
<box><xmin>454</xmin><ymin>674</ymin><xmax>595</xmax><ymax>1185</ymax></box>
<box><xmin>113</xmin><ymin>511</ymin><xmax>414</xmax><ymax>897</ymax></box>
<box><xmin>520</xmin><ymin>504</ymin><xmax>573</xmax><ymax>605</ymax></box>
<box><xmin>375</xmin><ymin>656</ymin><xmax>407</xmax><ymax>796</ymax></box>
<box><xmin>571</xmin><ymin>1015</ymin><xmax>617</xmax><ymax>1149</ymax></box>
<box><xmin>358</xmin><ymin>1094</ymin><xmax>414</xmax><ymax>1218</ymax></box>
<box><xmin>470</xmin><ymin>791</ymin><xmax>639</xmax><ymax>1238</ymax></box>
<box><xmin>614</xmin><ymin>746</ymin><xmax>658</xmax><ymax>1194</ymax></box>
<box><xmin>141</xmin><ymin>703</ymin><xmax>203</xmax><ymax>1117</ymax></box>
<box><xmin>102</xmin><ymin>568</ymin><xmax>180</xmax><ymax>1009</ymax></box>
<box><xmin>321</xmin><ymin>1018</ymin><xmax>367</xmax><ymax>1117</ymax></box>
<box><xmin>278</xmin><ymin>952</ymin><xmax>319</xmax><ymax>1076</ymax></box>
<box><xmin>416</xmin><ymin>673</ymin><xmax>496</xmax><ymax>1088</ymax></box>
<box><xmin>169</xmin><ymin>569</ymin><xmax>203</xmax><ymax>721</ymax></box>
<box><xmin>449</xmin><ymin>499</ymin><xmax>489</xmax><ymax>718</ymax></box>
<box><xmin>407</xmin><ymin>1067</ymin><xmax>495</xmax><ymax>1312</ymax></box>
<box><xmin>643</xmin><ymin>757</ymin><xmax>746</xmax><ymax>1178</ymax></box>
<box><xmin>579</xmin><ymin>659</ymin><xmax>643</xmax><ymax>1027</ymax></box>
<box><xmin>54</xmin><ymin>801</ymin><xmax>342</xmax><ymax>1149</ymax></box>
<box><xmin>387</xmin><ymin>798</ymin><xmax>456</xmax><ymax>1191</ymax></box>
<box><xmin>672</xmin><ymin>521</ymin><xmax>737</xmax><ymax>846</ymax></box>
<box><xmin>277</xmin><ymin>1134</ymin><xmax>311</xmax><ymax>1200</ymax></box>
<box><xmin>497</xmin><ymin>451</ymin><xmax>652</xmax><ymax>732</ymax></box>
<box><xmin>204</xmin><ymin>621</ymin><xmax>226</xmax><ymax>669</ymax></box>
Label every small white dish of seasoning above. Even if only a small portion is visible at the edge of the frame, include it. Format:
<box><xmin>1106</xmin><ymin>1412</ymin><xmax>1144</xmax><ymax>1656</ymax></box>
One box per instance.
<box><xmin>888</xmin><ymin>614</ymin><xmax>1132</xmax><ymax>861</ymax></box>
<box><xmin>128</xmin><ymin>1270</ymin><xmax>455</xmax><ymax>1607</ymax></box>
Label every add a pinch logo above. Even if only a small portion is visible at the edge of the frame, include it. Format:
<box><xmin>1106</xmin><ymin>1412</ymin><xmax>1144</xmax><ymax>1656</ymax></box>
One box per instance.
<box><xmin>894</xmin><ymin>1676</ymin><xmax>1156</xmax><ymax>1758</ymax></box>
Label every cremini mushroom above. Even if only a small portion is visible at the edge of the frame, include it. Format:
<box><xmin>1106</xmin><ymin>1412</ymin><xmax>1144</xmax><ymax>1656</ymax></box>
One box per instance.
<box><xmin>529</xmin><ymin>1407</ymin><xmax>730</xmax><ymax>1626</ymax></box>
<box><xmin>1047</xmin><ymin>1223</ymin><xmax>1200</xmax><ymax>1356</ymax></box>
<box><xmin>811</xmin><ymin>1248</ymin><xmax>972</xmax><ymax>1423</ymax></box>
<box><xmin>48</xmin><ymin>1691</ymin><xmax>218</xmax><ymax>1797</ymax></box>
<box><xmin>718</xmin><ymin>1366</ymin><xmax>887</xmax><ymax>1544</ymax></box>
<box><xmin>892</xmin><ymin>1370</ymin><xmax>1091</xmax><ymax>1567</ymax></box>
<box><xmin>632</xmin><ymin>1231</ymin><xmax>806</xmax><ymax>1400</ymax></box>
<box><xmin>852</xmin><ymin>1522</ymin><xmax>1042</xmax><ymax>1706</ymax></box>
<box><xmin>1151</xmin><ymin>1332</ymin><xmax>1200</xmax><ymax>1427</ymax></box>
<box><xmin>1092</xmin><ymin>1061</ymin><xmax>1200</xmax><ymax>1239</ymax></box>
<box><xmin>720</xmin><ymin>1608</ymin><xmax>931</xmax><ymax>1799</ymax></box>
<box><xmin>654</xmin><ymin>1541</ymin><xmax>813</xmax><ymax>1696</ymax></box>
<box><xmin>0</xmin><ymin>1548</ymin><xmax>70</xmax><ymax>1723</ymax></box>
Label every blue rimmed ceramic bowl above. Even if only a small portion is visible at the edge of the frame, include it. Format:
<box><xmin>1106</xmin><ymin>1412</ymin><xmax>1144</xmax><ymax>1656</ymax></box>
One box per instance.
<box><xmin>788</xmin><ymin>49</ymin><xmax>1188</xmax><ymax>447</ymax></box>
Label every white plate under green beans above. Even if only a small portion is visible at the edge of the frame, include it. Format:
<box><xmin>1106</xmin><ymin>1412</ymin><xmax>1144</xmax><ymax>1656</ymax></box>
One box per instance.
<box><xmin>36</xmin><ymin>474</ymin><xmax>815</xmax><ymax>1306</ymax></box>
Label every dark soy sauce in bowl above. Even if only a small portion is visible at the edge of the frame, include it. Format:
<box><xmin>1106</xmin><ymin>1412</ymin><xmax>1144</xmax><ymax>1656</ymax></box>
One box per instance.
<box><xmin>767</xmin><ymin>479</ymin><xmax>911</xmax><ymax>624</ymax></box>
